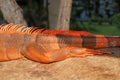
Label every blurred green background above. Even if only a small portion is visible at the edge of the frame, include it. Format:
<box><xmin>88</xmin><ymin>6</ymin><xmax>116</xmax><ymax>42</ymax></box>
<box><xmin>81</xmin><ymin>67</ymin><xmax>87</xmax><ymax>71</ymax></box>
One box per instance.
<box><xmin>0</xmin><ymin>0</ymin><xmax>120</xmax><ymax>35</ymax></box>
<box><xmin>70</xmin><ymin>0</ymin><xmax>120</xmax><ymax>36</ymax></box>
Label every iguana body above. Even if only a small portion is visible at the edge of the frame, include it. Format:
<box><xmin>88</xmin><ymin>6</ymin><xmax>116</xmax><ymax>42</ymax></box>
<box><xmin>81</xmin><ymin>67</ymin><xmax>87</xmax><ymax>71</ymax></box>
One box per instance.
<box><xmin>0</xmin><ymin>24</ymin><xmax>119</xmax><ymax>63</ymax></box>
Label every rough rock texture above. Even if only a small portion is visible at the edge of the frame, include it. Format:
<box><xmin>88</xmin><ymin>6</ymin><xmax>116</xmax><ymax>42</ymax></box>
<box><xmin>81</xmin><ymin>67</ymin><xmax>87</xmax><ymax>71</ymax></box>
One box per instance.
<box><xmin>0</xmin><ymin>48</ymin><xmax>120</xmax><ymax>80</ymax></box>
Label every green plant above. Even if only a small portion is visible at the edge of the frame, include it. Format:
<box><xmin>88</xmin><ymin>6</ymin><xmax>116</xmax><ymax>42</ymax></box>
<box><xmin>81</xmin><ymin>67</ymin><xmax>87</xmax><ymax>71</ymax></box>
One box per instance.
<box><xmin>110</xmin><ymin>13</ymin><xmax>120</xmax><ymax>29</ymax></box>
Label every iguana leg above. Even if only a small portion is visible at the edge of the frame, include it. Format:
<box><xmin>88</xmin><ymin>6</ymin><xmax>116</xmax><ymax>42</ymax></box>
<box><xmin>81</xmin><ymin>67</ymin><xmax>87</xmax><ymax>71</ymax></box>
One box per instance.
<box><xmin>0</xmin><ymin>33</ymin><xmax>24</xmax><ymax>61</ymax></box>
<box><xmin>0</xmin><ymin>47</ymin><xmax>24</xmax><ymax>61</ymax></box>
<box><xmin>21</xmin><ymin>43</ymin><xmax>111</xmax><ymax>63</ymax></box>
<box><xmin>69</xmin><ymin>48</ymin><xmax>111</xmax><ymax>57</ymax></box>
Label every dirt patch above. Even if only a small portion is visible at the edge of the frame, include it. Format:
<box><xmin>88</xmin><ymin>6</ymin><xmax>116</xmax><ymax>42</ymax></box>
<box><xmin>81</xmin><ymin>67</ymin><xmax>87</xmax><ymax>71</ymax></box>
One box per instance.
<box><xmin>0</xmin><ymin>48</ymin><xmax>120</xmax><ymax>80</ymax></box>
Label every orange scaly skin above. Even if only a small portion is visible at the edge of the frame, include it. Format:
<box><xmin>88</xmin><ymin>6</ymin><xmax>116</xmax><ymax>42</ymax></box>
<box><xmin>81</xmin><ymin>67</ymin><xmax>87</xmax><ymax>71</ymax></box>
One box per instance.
<box><xmin>0</xmin><ymin>24</ymin><xmax>120</xmax><ymax>63</ymax></box>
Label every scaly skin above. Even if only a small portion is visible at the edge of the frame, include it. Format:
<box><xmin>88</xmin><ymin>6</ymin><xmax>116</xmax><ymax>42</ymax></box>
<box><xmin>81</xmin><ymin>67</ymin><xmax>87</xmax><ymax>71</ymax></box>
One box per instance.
<box><xmin>0</xmin><ymin>23</ymin><xmax>120</xmax><ymax>63</ymax></box>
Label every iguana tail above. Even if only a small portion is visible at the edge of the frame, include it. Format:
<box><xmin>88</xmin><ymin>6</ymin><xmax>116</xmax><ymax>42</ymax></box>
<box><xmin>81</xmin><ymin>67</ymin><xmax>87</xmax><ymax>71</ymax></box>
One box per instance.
<box><xmin>94</xmin><ymin>35</ymin><xmax>120</xmax><ymax>48</ymax></box>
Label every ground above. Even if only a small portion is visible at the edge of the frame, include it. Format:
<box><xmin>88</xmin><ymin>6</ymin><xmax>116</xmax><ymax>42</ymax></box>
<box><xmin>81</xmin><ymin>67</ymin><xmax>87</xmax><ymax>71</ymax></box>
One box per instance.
<box><xmin>0</xmin><ymin>48</ymin><xmax>120</xmax><ymax>80</ymax></box>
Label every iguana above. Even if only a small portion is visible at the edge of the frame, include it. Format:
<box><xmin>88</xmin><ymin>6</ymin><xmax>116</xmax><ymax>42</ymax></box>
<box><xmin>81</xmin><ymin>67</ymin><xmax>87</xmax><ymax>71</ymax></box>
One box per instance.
<box><xmin>0</xmin><ymin>23</ymin><xmax>119</xmax><ymax>63</ymax></box>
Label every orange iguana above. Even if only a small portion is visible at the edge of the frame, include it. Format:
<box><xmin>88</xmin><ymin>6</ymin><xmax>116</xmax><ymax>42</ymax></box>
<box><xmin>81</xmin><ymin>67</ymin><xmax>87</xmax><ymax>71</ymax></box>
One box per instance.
<box><xmin>0</xmin><ymin>23</ymin><xmax>119</xmax><ymax>63</ymax></box>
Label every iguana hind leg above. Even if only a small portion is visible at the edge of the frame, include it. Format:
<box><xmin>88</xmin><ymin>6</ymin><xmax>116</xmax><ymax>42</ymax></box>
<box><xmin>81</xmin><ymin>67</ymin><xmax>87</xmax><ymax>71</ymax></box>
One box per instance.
<box><xmin>21</xmin><ymin>43</ymin><xmax>111</xmax><ymax>63</ymax></box>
